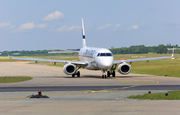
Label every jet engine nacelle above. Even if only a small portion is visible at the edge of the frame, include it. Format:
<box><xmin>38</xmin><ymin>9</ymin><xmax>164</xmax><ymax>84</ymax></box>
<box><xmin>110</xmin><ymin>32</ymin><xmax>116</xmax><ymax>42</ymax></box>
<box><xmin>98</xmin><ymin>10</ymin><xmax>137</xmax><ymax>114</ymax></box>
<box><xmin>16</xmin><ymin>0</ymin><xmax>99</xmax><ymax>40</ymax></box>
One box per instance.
<box><xmin>118</xmin><ymin>62</ymin><xmax>131</xmax><ymax>75</ymax></box>
<box><xmin>63</xmin><ymin>63</ymin><xmax>76</xmax><ymax>75</ymax></box>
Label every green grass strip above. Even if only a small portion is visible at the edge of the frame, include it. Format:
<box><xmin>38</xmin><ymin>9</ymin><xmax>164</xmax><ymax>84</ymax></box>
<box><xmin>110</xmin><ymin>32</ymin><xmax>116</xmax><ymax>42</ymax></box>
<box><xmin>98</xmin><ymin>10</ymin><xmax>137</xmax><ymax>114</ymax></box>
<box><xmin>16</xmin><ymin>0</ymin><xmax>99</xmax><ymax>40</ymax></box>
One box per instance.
<box><xmin>127</xmin><ymin>90</ymin><xmax>180</xmax><ymax>100</ymax></box>
<box><xmin>0</xmin><ymin>57</ymin><xmax>17</xmax><ymax>62</ymax></box>
<box><xmin>0</xmin><ymin>76</ymin><xmax>32</xmax><ymax>83</ymax></box>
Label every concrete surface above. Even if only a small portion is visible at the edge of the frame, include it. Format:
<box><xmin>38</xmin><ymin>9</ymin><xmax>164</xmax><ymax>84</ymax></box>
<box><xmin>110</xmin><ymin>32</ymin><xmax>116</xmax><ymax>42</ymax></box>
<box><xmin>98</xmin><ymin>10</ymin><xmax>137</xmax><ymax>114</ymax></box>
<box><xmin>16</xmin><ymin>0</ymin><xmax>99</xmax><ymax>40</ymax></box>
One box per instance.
<box><xmin>0</xmin><ymin>62</ymin><xmax>180</xmax><ymax>115</ymax></box>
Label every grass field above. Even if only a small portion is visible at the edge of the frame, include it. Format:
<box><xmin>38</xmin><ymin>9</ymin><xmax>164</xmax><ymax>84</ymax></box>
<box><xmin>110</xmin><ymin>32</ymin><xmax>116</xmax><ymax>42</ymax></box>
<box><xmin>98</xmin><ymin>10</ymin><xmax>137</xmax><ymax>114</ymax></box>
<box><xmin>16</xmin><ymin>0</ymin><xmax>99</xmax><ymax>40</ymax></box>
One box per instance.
<box><xmin>0</xmin><ymin>76</ymin><xmax>32</xmax><ymax>83</ymax></box>
<box><xmin>127</xmin><ymin>90</ymin><xmax>180</xmax><ymax>100</ymax></box>
<box><xmin>1</xmin><ymin>54</ymin><xmax>180</xmax><ymax>77</ymax></box>
<box><xmin>0</xmin><ymin>57</ymin><xmax>17</xmax><ymax>62</ymax></box>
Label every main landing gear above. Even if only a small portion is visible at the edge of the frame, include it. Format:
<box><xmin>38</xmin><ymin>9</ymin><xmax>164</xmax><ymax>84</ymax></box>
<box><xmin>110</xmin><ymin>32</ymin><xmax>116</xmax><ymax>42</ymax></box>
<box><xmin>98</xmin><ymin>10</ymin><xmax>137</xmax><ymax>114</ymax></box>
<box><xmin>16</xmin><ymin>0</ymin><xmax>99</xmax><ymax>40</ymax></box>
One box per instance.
<box><xmin>107</xmin><ymin>64</ymin><xmax>117</xmax><ymax>78</ymax></box>
<box><xmin>107</xmin><ymin>71</ymin><xmax>116</xmax><ymax>77</ymax></box>
<box><xmin>72</xmin><ymin>71</ymin><xmax>80</xmax><ymax>77</ymax></box>
<box><xmin>72</xmin><ymin>66</ymin><xmax>81</xmax><ymax>78</ymax></box>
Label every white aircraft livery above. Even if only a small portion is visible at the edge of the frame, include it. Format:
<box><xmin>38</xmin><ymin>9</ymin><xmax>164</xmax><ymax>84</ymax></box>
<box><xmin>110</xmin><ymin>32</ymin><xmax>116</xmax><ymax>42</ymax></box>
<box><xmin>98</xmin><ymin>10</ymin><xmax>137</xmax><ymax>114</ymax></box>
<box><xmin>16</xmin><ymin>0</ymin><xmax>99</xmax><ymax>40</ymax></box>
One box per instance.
<box><xmin>10</xmin><ymin>18</ymin><xmax>174</xmax><ymax>79</ymax></box>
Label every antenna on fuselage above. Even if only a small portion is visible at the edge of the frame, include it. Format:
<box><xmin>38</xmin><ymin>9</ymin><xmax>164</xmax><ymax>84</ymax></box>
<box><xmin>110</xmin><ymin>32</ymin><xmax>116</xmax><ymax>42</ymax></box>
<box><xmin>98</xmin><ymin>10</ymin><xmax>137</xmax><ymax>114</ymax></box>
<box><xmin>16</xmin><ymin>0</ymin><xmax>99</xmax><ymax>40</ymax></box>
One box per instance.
<box><xmin>82</xmin><ymin>18</ymin><xmax>87</xmax><ymax>48</ymax></box>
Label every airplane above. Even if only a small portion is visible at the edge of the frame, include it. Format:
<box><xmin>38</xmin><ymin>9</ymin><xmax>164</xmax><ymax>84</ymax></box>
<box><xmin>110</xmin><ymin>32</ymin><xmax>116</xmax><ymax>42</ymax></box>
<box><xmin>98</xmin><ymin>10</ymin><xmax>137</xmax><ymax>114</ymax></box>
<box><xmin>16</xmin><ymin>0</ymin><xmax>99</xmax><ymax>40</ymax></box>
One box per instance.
<box><xmin>9</xmin><ymin>18</ymin><xmax>174</xmax><ymax>79</ymax></box>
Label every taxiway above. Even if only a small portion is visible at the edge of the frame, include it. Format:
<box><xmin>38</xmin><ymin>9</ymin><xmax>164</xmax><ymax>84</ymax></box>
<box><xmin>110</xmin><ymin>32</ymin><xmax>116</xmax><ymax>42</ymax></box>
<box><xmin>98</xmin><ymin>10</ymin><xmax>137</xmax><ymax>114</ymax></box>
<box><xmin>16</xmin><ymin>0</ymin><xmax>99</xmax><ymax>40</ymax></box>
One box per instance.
<box><xmin>0</xmin><ymin>62</ymin><xmax>180</xmax><ymax>115</ymax></box>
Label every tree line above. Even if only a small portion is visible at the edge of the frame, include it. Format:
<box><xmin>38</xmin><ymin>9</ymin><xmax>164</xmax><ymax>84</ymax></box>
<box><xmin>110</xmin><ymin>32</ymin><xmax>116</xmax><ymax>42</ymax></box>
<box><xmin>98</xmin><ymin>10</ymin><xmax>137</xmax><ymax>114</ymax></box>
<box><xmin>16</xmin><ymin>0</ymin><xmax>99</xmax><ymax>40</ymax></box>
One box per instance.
<box><xmin>110</xmin><ymin>44</ymin><xmax>179</xmax><ymax>54</ymax></box>
<box><xmin>0</xmin><ymin>44</ymin><xmax>179</xmax><ymax>56</ymax></box>
<box><xmin>0</xmin><ymin>50</ymin><xmax>78</xmax><ymax>56</ymax></box>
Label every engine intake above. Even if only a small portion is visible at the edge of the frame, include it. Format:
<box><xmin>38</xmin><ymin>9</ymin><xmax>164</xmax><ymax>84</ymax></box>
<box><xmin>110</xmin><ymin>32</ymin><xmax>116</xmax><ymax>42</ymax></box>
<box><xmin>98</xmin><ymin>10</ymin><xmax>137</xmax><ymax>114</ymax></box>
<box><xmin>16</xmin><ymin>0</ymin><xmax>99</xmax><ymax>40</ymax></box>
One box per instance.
<box><xmin>63</xmin><ymin>63</ymin><xmax>76</xmax><ymax>75</ymax></box>
<box><xmin>118</xmin><ymin>62</ymin><xmax>131</xmax><ymax>75</ymax></box>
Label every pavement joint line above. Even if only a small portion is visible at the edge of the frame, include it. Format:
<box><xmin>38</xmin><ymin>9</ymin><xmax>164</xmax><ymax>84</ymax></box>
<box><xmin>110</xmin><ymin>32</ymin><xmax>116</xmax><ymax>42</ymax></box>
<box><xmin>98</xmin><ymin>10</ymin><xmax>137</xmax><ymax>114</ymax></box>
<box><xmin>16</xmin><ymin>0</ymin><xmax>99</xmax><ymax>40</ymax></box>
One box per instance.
<box><xmin>119</xmin><ymin>80</ymin><xmax>156</xmax><ymax>82</ymax></box>
<box><xmin>66</xmin><ymin>91</ymin><xmax>89</xmax><ymax>95</ymax></box>
<box><xmin>65</xmin><ymin>89</ymin><xmax>120</xmax><ymax>95</ymax></box>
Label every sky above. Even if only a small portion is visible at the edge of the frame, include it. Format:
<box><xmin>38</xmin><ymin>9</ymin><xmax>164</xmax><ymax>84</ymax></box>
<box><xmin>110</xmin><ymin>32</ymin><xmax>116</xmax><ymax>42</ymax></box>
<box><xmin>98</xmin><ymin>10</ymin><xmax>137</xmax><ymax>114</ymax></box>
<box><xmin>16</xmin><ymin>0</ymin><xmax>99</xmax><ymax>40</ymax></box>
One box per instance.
<box><xmin>0</xmin><ymin>0</ymin><xmax>180</xmax><ymax>51</ymax></box>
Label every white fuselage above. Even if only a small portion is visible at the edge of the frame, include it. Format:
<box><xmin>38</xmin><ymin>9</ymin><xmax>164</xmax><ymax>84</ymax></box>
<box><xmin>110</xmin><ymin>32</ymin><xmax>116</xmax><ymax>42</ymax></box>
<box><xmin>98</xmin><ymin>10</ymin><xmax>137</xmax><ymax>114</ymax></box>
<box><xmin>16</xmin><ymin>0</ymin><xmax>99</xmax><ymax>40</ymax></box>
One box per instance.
<box><xmin>79</xmin><ymin>47</ymin><xmax>114</xmax><ymax>70</ymax></box>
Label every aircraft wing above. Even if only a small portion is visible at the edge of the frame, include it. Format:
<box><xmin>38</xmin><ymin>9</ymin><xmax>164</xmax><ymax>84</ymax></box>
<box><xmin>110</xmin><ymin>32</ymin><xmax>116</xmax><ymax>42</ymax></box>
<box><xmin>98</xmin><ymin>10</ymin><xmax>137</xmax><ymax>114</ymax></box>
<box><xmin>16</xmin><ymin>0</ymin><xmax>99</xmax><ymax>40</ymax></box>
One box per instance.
<box><xmin>113</xmin><ymin>56</ymin><xmax>172</xmax><ymax>64</ymax></box>
<box><xmin>10</xmin><ymin>57</ymin><xmax>87</xmax><ymax>65</ymax></box>
<box><xmin>114</xmin><ymin>48</ymin><xmax>174</xmax><ymax>64</ymax></box>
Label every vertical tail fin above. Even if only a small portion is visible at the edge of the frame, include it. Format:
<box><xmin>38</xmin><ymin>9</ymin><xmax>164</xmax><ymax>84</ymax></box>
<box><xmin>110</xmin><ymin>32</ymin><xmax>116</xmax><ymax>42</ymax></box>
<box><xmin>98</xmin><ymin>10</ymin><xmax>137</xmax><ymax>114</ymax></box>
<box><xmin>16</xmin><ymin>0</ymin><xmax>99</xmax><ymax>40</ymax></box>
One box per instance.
<box><xmin>82</xmin><ymin>18</ymin><xmax>87</xmax><ymax>47</ymax></box>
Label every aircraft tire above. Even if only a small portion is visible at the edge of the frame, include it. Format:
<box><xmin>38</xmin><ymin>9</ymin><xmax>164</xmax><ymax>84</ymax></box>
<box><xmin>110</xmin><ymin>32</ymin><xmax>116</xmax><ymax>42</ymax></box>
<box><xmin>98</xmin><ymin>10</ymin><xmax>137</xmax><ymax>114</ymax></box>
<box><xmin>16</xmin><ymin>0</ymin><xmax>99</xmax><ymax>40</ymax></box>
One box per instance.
<box><xmin>72</xmin><ymin>74</ymin><xmax>75</xmax><ymax>77</ymax></box>
<box><xmin>102</xmin><ymin>75</ymin><xmax>104</xmax><ymax>79</ymax></box>
<box><xmin>77</xmin><ymin>71</ymin><xmax>80</xmax><ymax>77</ymax></box>
<box><xmin>107</xmin><ymin>71</ymin><xmax>110</xmax><ymax>77</ymax></box>
<box><xmin>113</xmin><ymin>71</ymin><xmax>115</xmax><ymax>77</ymax></box>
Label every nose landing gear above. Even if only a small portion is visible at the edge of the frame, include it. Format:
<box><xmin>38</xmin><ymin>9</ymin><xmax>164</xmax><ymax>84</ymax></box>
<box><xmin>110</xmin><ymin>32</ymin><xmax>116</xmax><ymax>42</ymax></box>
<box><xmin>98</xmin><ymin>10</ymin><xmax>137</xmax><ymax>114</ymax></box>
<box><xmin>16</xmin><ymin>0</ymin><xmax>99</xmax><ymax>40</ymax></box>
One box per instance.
<box><xmin>102</xmin><ymin>64</ymin><xmax>117</xmax><ymax>79</ymax></box>
<box><xmin>102</xmin><ymin>70</ymin><xmax>107</xmax><ymax>79</ymax></box>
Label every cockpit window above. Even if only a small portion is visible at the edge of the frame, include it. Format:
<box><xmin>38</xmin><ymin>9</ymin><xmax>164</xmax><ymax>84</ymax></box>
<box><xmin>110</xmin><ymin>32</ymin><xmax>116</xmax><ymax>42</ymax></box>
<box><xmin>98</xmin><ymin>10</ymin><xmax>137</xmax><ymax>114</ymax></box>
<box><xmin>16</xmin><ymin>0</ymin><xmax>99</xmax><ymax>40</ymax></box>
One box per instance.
<box><xmin>100</xmin><ymin>53</ymin><xmax>106</xmax><ymax>56</ymax></box>
<box><xmin>106</xmin><ymin>53</ymin><xmax>113</xmax><ymax>56</ymax></box>
<box><xmin>97</xmin><ymin>53</ymin><xmax>113</xmax><ymax>57</ymax></box>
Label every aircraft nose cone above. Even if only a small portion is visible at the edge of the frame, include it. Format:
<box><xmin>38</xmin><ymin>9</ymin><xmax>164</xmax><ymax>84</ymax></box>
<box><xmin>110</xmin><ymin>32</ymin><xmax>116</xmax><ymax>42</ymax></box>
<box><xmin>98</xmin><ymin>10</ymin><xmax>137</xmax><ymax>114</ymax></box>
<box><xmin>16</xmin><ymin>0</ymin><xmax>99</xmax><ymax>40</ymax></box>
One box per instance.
<box><xmin>99</xmin><ymin>58</ymin><xmax>113</xmax><ymax>69</ymax></box>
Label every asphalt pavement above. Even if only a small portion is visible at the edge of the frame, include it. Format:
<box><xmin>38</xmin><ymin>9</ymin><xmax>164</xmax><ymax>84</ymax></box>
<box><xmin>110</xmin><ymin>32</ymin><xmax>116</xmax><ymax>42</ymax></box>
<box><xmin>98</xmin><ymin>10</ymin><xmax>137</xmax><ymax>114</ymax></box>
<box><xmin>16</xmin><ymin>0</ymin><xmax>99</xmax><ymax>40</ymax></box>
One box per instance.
<box><xmin>1</xmin><ymin>62</ymin><xmax>180</xmax><ymax>115</ymax></box>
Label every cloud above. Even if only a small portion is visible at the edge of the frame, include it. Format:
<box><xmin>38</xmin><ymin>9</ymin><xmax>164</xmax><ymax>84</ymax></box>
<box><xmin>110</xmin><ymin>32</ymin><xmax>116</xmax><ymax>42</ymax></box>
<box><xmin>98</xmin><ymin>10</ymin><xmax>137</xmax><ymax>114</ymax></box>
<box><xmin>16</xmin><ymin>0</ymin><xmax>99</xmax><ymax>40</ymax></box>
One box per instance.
<box><xmin>56</xmin><ymin>26</ymin><xmax>68</xmax><ymax>32</ymax></box>
<box><xmin>56</xmin><ymin>24</ymin><xmax>92</xmax><ymax>32</ymax></box>
<box><xmin>17</xmin><ymin>22</ymin><xmax>47</xmax><ymax>31</ymax></box>
<box><xmin>141</xmin><ymin>21</ymin><xmax>149</xmax><ymax>26</ymax></box>
<box><xmin>127</xmin><ymin>24</ymin><xmax>139</xmax><ymax>30</ymax></box>
<box><xmin>67</xmin><ymin>26</ymin><xmax>80</xmax><ymax>31</ymax></box>
<box><xmin>96</xmin><ymin>23</ymin><xmax>111</xmax><ymax>30</ymax></box>
<box><xmin>0</xmin><ymin>21</ymin><xmax>11</xmax><ymax>28</ymax></box>
<box><xmin>18</xmin><ymin>22</ymin><xmax>35</xmax><ymax>30</ymax></box>
<box><xmin>132</xmin><ymin>25</ymin><xmax>139</xmax><ymax>30</ymax></box>
<box><xmin>36</xmin><ymin>24</ymin><xmax>47</xmax><ymax>28</ymax></box>
<box><xmin>115</xmin><ymin>23</ymin><xmax>121</xmax><ymax>28</ymax></box>
<box><xmin>85</xmin><ymin>23</ymin><xmax>93</xmax><ymax>30</ymax></box>
<box><xmin>113</xmin><ymin>23</ymin><xmax>121</xmax><ymax>30</ymax></box>
<box><xmin>43</xmin><ymin>11</ymin><xmax>64</xmax><ymax>21</ymax></box>
<box><xmin>9</xmin><ymin>25</ymin><xmax>15</xmax><ymax>29</ymax></box>
<box><xmin>56</xmin><ymin>25</ymin><xmax>80</xmax><ymax>32</ymax></box>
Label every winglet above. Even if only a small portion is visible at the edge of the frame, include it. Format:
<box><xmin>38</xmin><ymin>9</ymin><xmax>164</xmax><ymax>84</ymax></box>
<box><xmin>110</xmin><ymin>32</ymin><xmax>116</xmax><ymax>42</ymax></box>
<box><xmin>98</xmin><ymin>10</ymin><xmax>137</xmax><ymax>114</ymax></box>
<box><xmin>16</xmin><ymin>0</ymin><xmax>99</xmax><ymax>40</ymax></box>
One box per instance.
<box><xmin>6</xmin><ymin>50</ymin><xmax>11</xmax><ymax>58</ymax></box>
<box><xmin>82</xmin><ymin>18</ymin><xmax>87</xmax><ymax>47</ymax></box>
<box><xmin>171</xmin><ymin>47</ymin><xmax>174</xmax><ymax>57</ymax></box>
